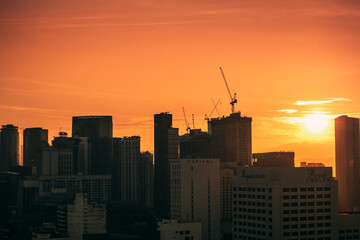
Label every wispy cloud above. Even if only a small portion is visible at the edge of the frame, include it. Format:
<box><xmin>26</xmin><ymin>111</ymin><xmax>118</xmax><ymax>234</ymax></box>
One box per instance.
<box><xmin>294</xmin><ymin>98</ymin><xmax>351</xmax><ymax>106</ymax></box>
<box><xmin>278</xmin><ymin>109</ymin><xmax>298</xmax><ymax>114</ymax></box>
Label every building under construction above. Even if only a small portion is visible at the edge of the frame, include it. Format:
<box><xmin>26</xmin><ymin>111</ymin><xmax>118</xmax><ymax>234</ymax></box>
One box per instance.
<box><xmin>208</xmin><ymin>113</ymin><xmax>252</xmax><ymax>165</ymax></box>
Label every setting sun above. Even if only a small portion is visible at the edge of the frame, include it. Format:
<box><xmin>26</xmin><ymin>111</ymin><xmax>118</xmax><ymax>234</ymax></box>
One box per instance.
<box><xmin>302</xmin><ymin>114</ymin><xmax>330</xmax><ymax>133</ymax></box>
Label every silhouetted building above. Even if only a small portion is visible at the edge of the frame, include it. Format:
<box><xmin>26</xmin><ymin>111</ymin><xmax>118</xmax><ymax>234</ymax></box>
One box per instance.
<box><xmin>335</xmin><ymin>115</ymin><xmax>360</xmax><ymax>212</ymax></box>
<box><xmin>252</xmin><ymin>151</ymin><xmax>295</xmax><ymax>167</ymax></box>
<box><xmin>154</xmin><ymin>112</ymin><xmax>179</xmax><ymax>218</ymax></box>
<box><xmin>220</xmin><ymin>162</ymin><xmax>237</xmax><ymax>237</ymax></box>
<box><xmin>233</xmin><ymin>167</ymin><xmax>339</xmax><ymax>239</ymax></box>
<box><xmin>107</xmin><ymin>201</ymin><xmax>157</xmax><ymax>240</ymax></box>
<box><xmin>113</xmin><ymin>136</ymin><xmax>141</xmax><ymax>202</ymax></box>
<box><xmin>338</xmin><ymin>213</ymin><xmax>360</xmax><ymax>239</ymax></box>
<box><xmin>52</xmin><ymin>134</ymin><xmax>91</xmax><ymax>175</ymax></box>
<box><xmin>38</xmin><ymin>147</ymin><xmax>73</xmax><ymax>176</ymax></box>
<box><xmin>139</xmin><ymin>151</ymin><xmax>154</xmax><ymax>208</ymax></box>
<box><xmin>0</xmin><ymin>124</ymin><xmax>19</xmax><ymax>171</ymax></box>
<box><xmin>72</xmin><ymin>116</ymin><xmax>113</xmax><ymax>175</ymax></box>
<box><xmin>179</xmin><ymin>129</ymin><xmax>211</xmax><ymax>158</ymax></box>
<box><xmin>40</xmin><ymin>175</ymin><xmax>111</xmax><ymax>203</ymax></box>
<box><xmin>170</xmin><ymin>158</ymin><xmax>221</xmax><ymax>240</ymax></box>
<box><xmin>63</xmin><ymin>193</ymin><xmax>106</xmax><ymax>240</ymax></box>
<box><xmin>23</xmin><ymin>127</ymin><xmax>48</xmax><ymax>167</ymax></box>
<box><xmin>158</xmin><ymin>219</ymin><xmax>202</xmax><ymax>240</ymax></box>
<box><xmin>0</xmin><ymin>172</ymin><xmax>21</xmax><ymax>228</ymax></box>
<box><xmin>208</xmin><ymin>113</ymin><xmax>252</xmax><ymax>165</ymax></box>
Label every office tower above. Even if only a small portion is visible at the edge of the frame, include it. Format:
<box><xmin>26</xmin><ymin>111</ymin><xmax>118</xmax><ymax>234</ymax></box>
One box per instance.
<box><xmin>17</xmin><ymin>180</ymin><xmax>41</xmax><ymax>227</ymax></box>
<box><xmin>113</xmin><ymin>136</ymin><xmax>140</xmax><ymax>201</ymax></box>
<box><xmin>64</xmin><ymin>193</ymin><xmax>106</xmax><ymax>240</ymax></box>
<box><xmin>158</xmin><ymin>219</ymin><xmax>202</xmax><ymax>240</ymax></box>
<box><xmin>40</xmin><ymin>175</ymin><xmax>111</xmax><ymax>203</ymax></box>
<box><xmin>233</xmin><ymin>167</ymin><xmax>339</xmax><ymax>240</ymax></box>
<box><xmin>52</xmin><ymin>133</ymin><xmax>91</xmax><ymax>175</ymax></box>
<box><xmin>38</xmin><ymin>147</ymin><xmax>73</xmax><ymax>176</ymax></box>
<box><xmin>139</xmin><ymin>151</ymin><xmax>154</xmax><ymax>208</ymax></box>
<box><xmin>23</xmin><ymin>127</ymin><xmax>48</xmax><ymax>167</ymax></box>
<box><xmin>72</xmin><ymin>116</ymin><xmax>113</xmax><ymax>175</ymax></box>
<box><xmin>0</xmin><ymin>172</ymin><xmax>21</xmax><ymax>228</ymax></box>
<box><xmin>0</xmin><ymin>124</ymin><xmax>19</xmax><ymax>171</ymax></box>
<box><xmin>252</xmin><ymin>151</ymin><xmax>295</xmax><ymax>167</ymax></box>
<box><xmin>154</xmin><ymin>112</ymin><xmax>179</xmax><ymax>218</ymax></box>
<box><xmin>170</xmin><ymin>158</ymin><xmax>221</xmax><ymax>240</ymax></box>
<box><xmin>335</xmin><ymin>115</ymin><xmax>360</xmax><ymax>212</ymax></box>
<box><xmin>208</xmin><ymin>113</ymin><xmax>252</xmax><ymax>165</ymax></box>
<box><xmin>179</xmin><ymin>129</ymin><xmax>211</xmax><ymax>158</ymax></box>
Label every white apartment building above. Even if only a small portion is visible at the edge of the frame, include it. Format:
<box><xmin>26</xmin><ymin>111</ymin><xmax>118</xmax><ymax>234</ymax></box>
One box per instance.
<box><xmin>170</xmin><ymin>158</ymin><xmax>220</xmax><ymax>240</ymax></box>
<box><xmin>233</xmin><ymin>167</ymin><xmax>338</xmax><ymax>240</ymax></box>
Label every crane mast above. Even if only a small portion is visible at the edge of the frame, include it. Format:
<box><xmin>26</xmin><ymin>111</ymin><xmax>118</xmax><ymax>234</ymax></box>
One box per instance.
<box><xmin>182</xmin><ymin>107</ymin><xmax>191</xmax><ymax>133</ymax></box>
<box><xmin>219</xmin><ymin>67</ymin><xmax>237</xmax><ymax>114</ymax></box>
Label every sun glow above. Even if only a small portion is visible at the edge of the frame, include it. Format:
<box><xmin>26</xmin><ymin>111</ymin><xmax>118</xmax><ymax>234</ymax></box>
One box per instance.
<box><xmin>302</xmin><ymin>114</ymin><xmax>330</xmax><ymax>133</ymax></box>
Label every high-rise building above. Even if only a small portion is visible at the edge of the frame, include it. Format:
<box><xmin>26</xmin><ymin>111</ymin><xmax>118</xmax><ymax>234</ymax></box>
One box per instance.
<box><xmin>40</xmin><ymin>175</ymin><xmax>111</xmax><ymax>203</ymax></box>
<box><xmin>72</xmin><ymin>116</ymin><xmax>113</xmax><ymax>175</ymax></box>
<box><xmin>38</xmin><ymin>147</ymin><xmax>73</xmax><ymax>176</ymax></box>
<box><xmin>0</xmin><ymin>124</ymin><xmax>19</xmax><ymax>171</ymax></box>
<box><xmin>113</xmin><ymin>136</ymin><xmax>140</xmax><ymax>202</ymax></box>
<box><xmin>208</xmin><ymin>113</ymin><xmax>252</xmax><ymax>165</ymax></box>
<box><xmin>139</xmin><ymin>151</ymin><xmax>154</xmax><ymax>208</ymax></box>
<box><xmin>23</xmin><ymin>127</ymin><xmax>48</xmax><ymax>167</ymax></box>
<box><xmin>335</xmin><ymin>115</ymin><xmax>360</xmax><ymax>212</ymax></box>
<box><xmin>63</xmin><ymin>193</ymin><xmax>106</xmax><ymax>240</ymax></box>
<box><xmin>179</xmin><ymin>129</ymin><xmax>211</xmax><ymax>158</ymax></box>
<box><xmin>52</xmin><ymin>134</ymin><xmax>91</xmax><ymax>175</ymax></box>
<box><xmin>233</xmin><ymin>167</ymin><xmax>339</xmax><ymax>240</ymax></box>
<box><xmin>170</xmin><ymin>158</ymin><xmax>221</xmax><ymax>240</ymax></box>
<box><xmin>252</xmin><ymin>152</ymin><xmax>295</xmax><ymax>167</ymax></box>
<box><xmin>154</xmin><ymin>112</ymin><xmax>179</xmax><ymax>218</ymax></box>
<box><xmin>113</xmin><ymin>137</ymin><xmax>154</xmax><ymax>208</ymax></box>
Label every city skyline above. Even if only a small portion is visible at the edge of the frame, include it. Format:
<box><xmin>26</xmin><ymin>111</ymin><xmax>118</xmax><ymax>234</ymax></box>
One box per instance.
<box><xmin>1</xmin><ymin>0</ymin><xmax>360</xmax><ymax>169</ymax></box>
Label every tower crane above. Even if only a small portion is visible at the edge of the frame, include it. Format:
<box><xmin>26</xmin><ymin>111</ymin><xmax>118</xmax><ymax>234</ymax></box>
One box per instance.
<box><xmin>219</xmin><ymin>67</ymin><xmax>237</xmax><ymax>114</ymax></box>
<box><xmin>192</xmin><ymin>114</ymin><xmax>195</xmax><ymax>129</ymax></box>
<box><xmin>205</xmin><ymin>98</ymin><xmax>221</xmax><ymax>120</ymax></box>
<box><xmin>182</xmin><ymin>107</ymin><xmax>191</xmax><ymax>133</ymax></box>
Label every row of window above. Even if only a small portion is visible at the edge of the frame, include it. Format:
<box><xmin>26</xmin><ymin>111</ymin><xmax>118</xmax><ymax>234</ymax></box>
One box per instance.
<box><xmin>283</xmin><ymin>194</ymin><xmax>331</xmax><ymax>200</ymax></box>
<box><xmin>283</xmin><ymin>230</ymin><xmax>331</xmax><ymax>236</ymax></box>
<box><xmin>283</xmin><ymin>215</ymin><xmax>331</xmax><ymax>222</ymax></box>
<box><xmin>283</xmin><ymin>222</ymin><xmax>331</xmax><ymax>229</ymax></box>
<box><xmin>283</xmin><ymin>208</ymin><xmax>331</xmax><ymax>214</ymax></box>
<box><xmin>283</xmin><ymin>187</ymin><xmax>331</xmax><ymax>192</ymax></box>
<box><xmin>283</xmin><ymin>201</ymin><xmax>331</xmax><ymax>207</ymax></box>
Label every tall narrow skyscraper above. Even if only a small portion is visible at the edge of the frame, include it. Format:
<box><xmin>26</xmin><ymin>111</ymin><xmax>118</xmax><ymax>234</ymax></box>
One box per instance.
<box><xmin>72</xmin><ymin>116</ymin><xmax>113</xmax><ymax>175</ymax></box>
<box><xmin>154</xmin><ymin>112</ymin><xmax>179</xmax><ymax>218</ymax></box>
<box><xmin>335</xmin><ymin>115</ymin><xmax>360</xmax><ymax>212</ymax></box>
<box><xmin>0</xmin><ymin>124</ymin><xmax>19</xmax><ymax>171</ymax></box>
<box><xmin>208</xmin><ymin>113</ymin><xmax>252</xmax><ymax>165</ymax></box>
<box><xmin>23</xmin><ymin>127</ymin><xmax>48</xmax><ymax>167</ymax></box>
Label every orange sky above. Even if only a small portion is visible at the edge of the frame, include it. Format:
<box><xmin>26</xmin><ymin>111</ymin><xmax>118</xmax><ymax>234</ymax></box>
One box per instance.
<box><xmin>1</xmin><ymin>0</ymin><xmax>359</xmax><ymax>168</ymax></box>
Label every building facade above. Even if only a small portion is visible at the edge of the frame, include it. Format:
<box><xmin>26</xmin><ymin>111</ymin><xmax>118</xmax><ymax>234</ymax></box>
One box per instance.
<box><xmin>208</xmin><ymin>113</ymin><xmax>252</xmax><ymax>165</ymax></box>
<box><xmin>39</xmin><ymin>175</ymin><xmax>111</xmax><ymax>203</ymax></box>
<box><xmin>252</xmin><ymin>152</ymin><xmax>295</xmax><ymax>167</ymax></box>
<box><xmin>154</xmin><ymin>112</ymin><xmax>179</xmax><ymax>218</ymax></box>
<box><xmin>23</xmin><ymin>127</ymin><xmax>48</xmax><ymax>167</ymax></box>
<box><xmin>233</xmin><ymin>167</ymin><xmax>339</xmax><ymax>240</ymax></box>
<box><xmin>0</xmin><ymin>124</ymin><xmax>19</xmax><ymax>171</ymax></box>
<box><xmin>72</xmin><ymin>116</ymin><xmax>113</xmax><ymax>175</ymax></box>
<box><xmin>335</xmin><ymin>115</ymin><xmax>360</xmax><ymax>212</ymax></box>
<box><xmin>158</xmin><ymin>219</ymin><xmax>202</xmax><ymax>240</ymax></box>
<box><xmin>170</xmin><ymin>158</ymin><xmax>220</xmax><ymax>240</ymax></box>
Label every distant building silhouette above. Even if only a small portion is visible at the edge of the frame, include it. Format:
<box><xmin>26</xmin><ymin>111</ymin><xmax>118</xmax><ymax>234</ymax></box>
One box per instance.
<box><xmin>113</xmin><ymin>136</ymin><xmax>153</xmax><ymax>207</ymax></box>
<box><xmin>170</xmin><ymin>158</ymin><xmax>221</xmax><ymax>240</ymax></box>
<box><xmin>335</xmin><ymin>115</ymin><xmax>360</xmax><ymax>212</ymax></box>
<box><xmin>52</xmin><ymin>134</ymin><xmax>91</xmax><ymax>175</ymax></box>
<box><xmin>233</xmin><ymin>167</ymin><xmax>339</xmax><ymax>239</ymax></box>
<box><xmin>72</xmin><ymin>116</ymin><xmax>113</xmax><ymax>175</ymax></box>
<box><xmin>208</xmin><ymin>113</ymin><xmax>252</xmax><ymax>165</ymax></box>
<box><xmin>0</xmin><ymin>124</ymin><xmax>19</xmax><ymax>171</ymax></box>
<box><xmin>154</xmin><ymin>112</ymin><xmax>179</xmax><ymax>218</ymax></box>
<box><xmin>179</xmin><ymin>129</ymin><xmax>211</xmax><ymax>158</ymax></box>
<box><xmin>23</xmin><ymin>127</ymin><xmax>48</xmax><ymax>167</ymax></box>
<box><xmin>252</xmin><ymin>151</ymin><xmax>295</xmax><ymax>167</ymax></box>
